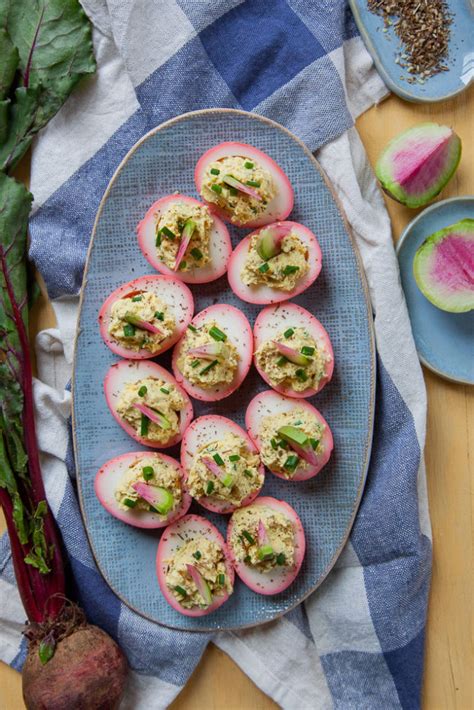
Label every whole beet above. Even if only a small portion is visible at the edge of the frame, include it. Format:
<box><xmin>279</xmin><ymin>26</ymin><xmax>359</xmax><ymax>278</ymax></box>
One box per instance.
<box><xmin>22</xmin><ymin>625</ymin><xmax>128</xmax><ymax>710</ymax></box>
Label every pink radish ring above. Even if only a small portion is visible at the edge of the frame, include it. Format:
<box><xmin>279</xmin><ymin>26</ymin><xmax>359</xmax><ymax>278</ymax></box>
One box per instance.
<box><xmin>98</xmin><ymin>275</ymin><xmax>194</xmax><ymax>359</ymax></box>
<box><xmin>136</xmin><ymin>194</ymin><xmax>232</xmax><ymax>284</ymax></box>
<box><xmin>227</xmin><ymin>221</ymin><xmax>322</xmax><ymax>305</ymax></box>
<box><xmin>104</xmin><ymin>359</ymin><xmax>193</xmax><ymax>448</ymax></box>
<box><xmin>195</xmin><ymin>142</ymin><xmax>294</xmax><ymax>228</ymax></box>
<box><xmin>157</xmin><ymin>514</ymin><xmax>234</xmax><ymax>617</ymax></box>
<box><xmin>245</xmin><ymin>390</ymin><xmax>333</xmax><ymax>481</ymax></box>
<box><xmin>181</xmin><ymin>415</ymin><xmax>264</xmax><ymax>514</ymax></box>
<box><xmin>94</xmin><ymin>451</ymin><xmax>191</xmax><ymax>529</ymax></box>
<box><xmin>227</xmin><ymin>497</ymin><xmax>305</xmax><ymax>595</ymax></box>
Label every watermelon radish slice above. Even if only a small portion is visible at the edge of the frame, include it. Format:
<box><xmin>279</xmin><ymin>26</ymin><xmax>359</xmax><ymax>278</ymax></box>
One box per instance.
<box><xmin>156</xmin><ymin>514</ymin><xmax>234</xmax><ymax>617</ymax></box>
<box><xmin>181</xmin><ymin>415</ymin><xmax>264</xmax><ymax>513</ymax></box>
<box><xmin>253</xmin><ymin>303</ymin><xmax>334</xmax><ymax>398</ymax></box>
<box><xmin>104</xmin><ymin>360</ymin><xmax>193</xmax><ymax>448</ymax></box>
<box><xmin>94</xmin><ymin>451</ymin><xmax>191</xmax><ymax>529</ymax></box>
<box><xmin>172</xmin><ymin>304</ymin><xmax>253</xmax><ymax>402</ymax></box>
<box><xmin>245</xmin><ymin>390</ymin><xmax>333</xmax><ymax>481</ymax></box>
<box><xmin>376</xmin><ymin>123</ymin><xmax>462</xmax><ymax>209</ymax></box>
<box><xmin>98</xmin><ymin>275</ymin><xmax>194</xmax><ymax>359</ymax></box>
<box><xmin>137</xmin><ymin>194</ymin><xmax>232</xmax><ymax>284</ymax></box>
<box><xmin>227</xmin><ymin>221</ymin><xmax>322</xmax><ymax>305</ymax></box>
<box><xmin>195</xmin><ymin>142</ymin><xmax>294</xmax><ymax>228</ymax></box>
<box><xmin>413</xmin><ymin>218</ymin><xmax>474</xmax><ymax>313</ymax></box>
<box><xmin>227</xmin><ymin>497</ymin><xmax>305</xmax><ymax>595</ymax></box>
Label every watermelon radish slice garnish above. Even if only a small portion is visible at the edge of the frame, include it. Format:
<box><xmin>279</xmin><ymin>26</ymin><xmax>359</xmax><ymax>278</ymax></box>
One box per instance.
<box><xmin>227</xmin><ymin>497</ymin><xmax>305</xmax><ymax>595</ymax></box>
<box><xmin>221</xmin><ymin>174</ymin><xmax>262</xmax><ymax>201</ymax></box>
<box><xmin>245</xmin><ymin>390</ymin><xmax>333</xmax><ymax>481</ymax></box>
<box><xmin>228</xmin><ymin>221</ymin><xmax>322</xmax><ymax>305</ymax></box>
<box><xmin>131</xmin><ymin>482</ymin><xmax>174</xmax><ymax>514</ymax></box>
<box><xmin>98</xmin><ymin>275</ymin><xmax>194</xmax><ymax>359</ymax></box>
<box><xmin>186</xmin><ymin>564</ymin><xmax>213</xmax><ymax>606</ymax></box>
<box><xmin>195</xmin><ymin>142</ymin><xmax>294</xmax><ymax>228</ymax></box>
<box><xmin>173</xmin><ymin>218</ymin><xmax>196</xmax><ymax>271</ymax></box>
<box><xmin>94</xmin><ymin>451</ymin><xmax>191</xmax><ymax>529</ymax></box>
<box><xmin>181</xmin><ymin>415</ymin><xmax>264</xmax><ymax>514</ymax></box>
<box><xmin>156</xmin><ymin>514</ymin><xmax>234</xmax><ymax>617</ymax></box>
<box><xmin>137</xmin><ymin>194</ymin><xmax>232</xmax><ymax>284</ymax></box>
<box><xmin>376</xmin><ymin>123</ymin><xmax>462</xmax><ymax>208</ymax></box>
<box><xmin>104</xmin><ymin>360</ymin><xmax>193</xmax><ymax>448</ymax></box>
<box><xmin>257</xmin><ymin>520</ymin><xmax>274</xmax><ymax>561</ymax></box>
<box><xmin>132</xmin><ymin>402</ymin><xmax>171</xmax><ymax>429</ymax></box>
<box><xmin>413</xmin><ymin>218</ymin><xmax>474</xmax><ymax>313</ymax></box>
<box><xmin>253</xmin><ymin>303</ymin><xmax>334</xmax><ymax>398</ymax></box>
<box><xmin>172</xmin><ymin>304</ymin><xmax>253</xmax><ymax>402</ymax></box>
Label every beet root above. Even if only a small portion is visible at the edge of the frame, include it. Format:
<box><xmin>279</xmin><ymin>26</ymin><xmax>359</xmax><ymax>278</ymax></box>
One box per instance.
<box><xmin>22</xmin><ymin>625</ymin><xmax>128</xmax><ymax>710</ymax></box>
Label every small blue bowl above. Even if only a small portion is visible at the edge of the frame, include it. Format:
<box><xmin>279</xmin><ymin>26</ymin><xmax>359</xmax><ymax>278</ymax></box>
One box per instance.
<box><xmin>349</xmin><ymin>0</ymin><xmax>474</xmax><ymax>103</ymax></box>
<box><xmin>397</xmin><ymin>197</ymin><xmax>474</xmax><ymax>385</ymax></box>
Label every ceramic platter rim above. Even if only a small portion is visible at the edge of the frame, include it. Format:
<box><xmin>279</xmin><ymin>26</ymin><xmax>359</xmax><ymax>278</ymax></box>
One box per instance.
<box><xmin>396</xmin><ymin>195</ymin><xmax>474</xmax><ymax>386</ymax></box>
<box><xmin>349</xmin><ymin>0</ymin><xmax>473</xmax><ymax>104</ymax></box>
<box><xmin>72</xmin><ymin>108</ymin><xmax>376</xmax><ymax>632</ymax></box>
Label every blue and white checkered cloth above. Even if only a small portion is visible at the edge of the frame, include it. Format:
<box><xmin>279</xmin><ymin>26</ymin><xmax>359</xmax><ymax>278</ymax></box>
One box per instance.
<box><xmin>0</xmin><ymin>2</ymin><xmax>431</xmax><ymax>708</ymax></box>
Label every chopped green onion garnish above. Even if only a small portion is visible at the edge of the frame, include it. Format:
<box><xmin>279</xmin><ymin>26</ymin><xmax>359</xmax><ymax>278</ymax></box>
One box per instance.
<box><xmin>244</xmin><ymin>161</ymin><xmax>254</xmax><ymax>169</ymax></box>
<box><xmin>284</xmin><ymin>454</ymin><xmax>299</xmax><ymax>472</ymax></box>
<box><xmin>278</xmin><ymin>439</ymin><xmax>289</xmax><ymax>449</ymax></box>
<box><xmin>160</xmin><ymin>387</ymin><xmax>170</xmax><ymax>394</ymax></box>
<box><xmin>270</xmin><ymin>438</ymin><xmax>278</xmax><ymax>450</ymax></box>
<box><xmin>258</xmin><ymin>263</ymin><xmax>269</xmax><ymax>273</ymax></box>
<box><xmin>140</xmin><ymin>414</ymin><xmax>150</xmax><ymax>436</ymax></box>
<box><xmin>131</xmin><ymin>295</ymin><xmax>142</xmax><ymax>302</ymax></box>
<box><xmin>211</xmin><ymin>184</ymin><xmax>222</xmax><ymax>194</ymax></box>
<box><xmin>193</xmin><ymin>551</ymin><xmax>202</xmax><ymax>560</ymax></box>
<box><xmin>206</xmin><ymin>481</ymin><xmax>215</xmax><ymax>495</ymax></box>
<box><xmin>246</xmin><ymin>180</ymin><xmax>261</xmax><ymax>187</ymax></box>
<box><xmin>276</xmin><ymin>553</ymin><xmax>286</xmax><ymax>565</ymax></box>
<box><xmin>213</xmin><ymin>453</ymin><xmax>224</xmax><ymax>466</ymax></box>
<box><xmin>277</xmin><ymin>356</ymin><xmax>288</xmax><ymax>367</ymax></box>
<box><xmin>123</xmin><ymin>323</ymin><xmax>136</xmax><ymax>337</ymax></box>
<box><xmin>190</xmin><ymin>247</ymin><xmax>203</xmax><ymax>260</ymax></box>
<box><xmin>138</xmin><ymin>385</ymin><xmax>148</xmax><ymax>397</ymax></box>
<box><xmin>200</xmin><ymin>359</ymin><xmax>218</xmax><ymax>375</ymax></box>
<box><xmin>191</xmin><ymin>359</ymin><xmax>201</xmax><ymax>368</ymax></box>
<box><xmin>244</xmin><ymin>555</ymin><xmax>251</xmax><ymax>564</ymax></box>
<box><xmin>142</xmin><ymin>466</ymin><xmax>154</xmax><ymax>481</ymax></box>
<box><xmin>229</xmin><ymin>454</ymin><xmax>240</xmax><ymax>462</ymax></box>
<box><xmin>155</xmin><ymin>232</ymin><xmax>162</xmax><ymax>247</ymax></box>
<box><xmin>310</xmin><ymin>438</ymin><xmax>320</xmax><ymax>450</ymax></box>
<box><xmin>210</xmin><ymin>167</ymin><xmax>220</xmax><ymax>175</ymax></box>
<box><xmin>244</xmin><ymin>469</ymin><xmax>253</xmax><ymax>478</ymax></box>
<box><xmin>229</xmin><ymin>187</ymin><xmax>238</xmax><ymax>196</ymax></box>
<box><xmin>218</xmin><ymin>573</ymin><xmax>225</xmax><ymax>585</ymax></box>
<box><xmin>188</xmin><ymin>324</ymin><xmax>198</xmax><ymax>333</ymax></box>
<box><xmin>161</xmin><ymin>226</ymin><xmax>176</xmax><ymax>240</ymax></box>
<box><xmin>155</xmin><ymin>311</ymin><xmax>164</xmax><ymax>321</ymax></box>
<box><xmin>301</xmin><ymin>346</ymin><xmax>315</xmax><ymax>356</ymax></box>
<box><xmin>179</xmin><ymin>261</ymin><xmax>187</xmax><ymax>270</ymax></box>
<box><xmin>123</xmin><ymin>498</ymin><xmax>137</xmax><ymax>508</ymax></box>
<box><xmin>209</xmin><ymin>325</ymin><xmax>227</xmax><ymax>342</ymax></box>
<box><xmin>284</xmin><ymin>328</ymin><xmax>294</xmax><ymax>339</ymax></box>
<box><xmin>295</xmin><ymin>369</ymin><xmax>308</xmax><ymax>381</ymax></box>
<box><xmin>242</xmin><ymin>530</ymin><xmax>255</xmax><ymax>545</ymax></box>
<box><xmin>175</xmin><ymin>585</ymin><xmax>187</xmax><ymax>597</ymax></box>
<box><xmin>283</xmin><ymin>265</ymin><xmax>300</xmax><ymax>276</ymax></box>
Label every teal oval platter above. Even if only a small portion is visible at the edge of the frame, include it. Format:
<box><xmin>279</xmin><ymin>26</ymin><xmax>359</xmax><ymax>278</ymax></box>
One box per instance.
<box><xmin>349</xmin><ymin>0</ymin><xmax>474</xmax><ymax>103</ymax></box>
<box><xmin>397</xmin><ymin>196</ymin><xmax>474</xmax><ymax>385</ymax></box>
<box><xmin>72</xmin><ymin>109</ymin><xmax>376</xmax><ymax>631</ymax></box>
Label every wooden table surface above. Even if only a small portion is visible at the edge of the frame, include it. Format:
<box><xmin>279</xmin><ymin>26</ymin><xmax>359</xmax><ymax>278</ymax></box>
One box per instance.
<box><xmin>1</xmin><ymin>90</ymin><xmax>472</xmax><ymax>709</ymax></box>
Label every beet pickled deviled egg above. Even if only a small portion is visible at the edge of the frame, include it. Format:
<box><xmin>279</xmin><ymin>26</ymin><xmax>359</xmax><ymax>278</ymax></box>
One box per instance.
<box><xmin>195</xmin><ymin>142</ymin><xmax>294</xmax><ymax>228</ymax></box>
<box><xmin>94</xmin><ymin>451</ymin><xmax>191</xmax><ymax>529</ymax></box>
<box><xmin>172</xmin><ymin>304</ymin><xmax>253</xmax><ymax>401</ymax></box>
<box><xmin>228</xmin><ymin>221</ymin><xmax>322</xmax><ymax>305</ymax></box>
<box><xmin>104</xmin><ymin>360</ymin><xmax>193</xmax><ymax>448</ymax></box>
<box><xmin>227</xmin><ymin>497</ymin><xmax>305</xmax><ymax>595</ymax></box>
<box><xmin>181</xmin><ymin>415</ymin><xmax>264</xmax><ymax>514</ymax></box>
<box><xmin>137</xmin><ymin>194</ymin><xmax>232</xmax><ymax>284</ymax></box>
<box><xmin>98</xmin><ymin>275</ymin><xmax>194</xmax><ymax>359</ymax></box>
<box><xmin>254</xmin><ymin>303</ymin><xmax>334</xmax><ymax>398</ymax></box>
<box><xmin>157</xmin><ymin>515</ymin><xmax>234</xmax><ymax>617</ymax></box>
<box><xmin>246</xmin><ymin>390</ymin><xmax>333</xmax><ymax>481</ymax></box>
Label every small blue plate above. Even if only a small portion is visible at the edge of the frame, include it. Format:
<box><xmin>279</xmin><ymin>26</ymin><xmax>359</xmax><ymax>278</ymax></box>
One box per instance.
<box><xmin>349</xmin><ymin>0</ymin><xmax>474</xmax><ymax>103</ymax></box>
<box><xmin>397</xmin><ymin>197</ymin><xmax>474</xmax><ymax>385</ymax></box>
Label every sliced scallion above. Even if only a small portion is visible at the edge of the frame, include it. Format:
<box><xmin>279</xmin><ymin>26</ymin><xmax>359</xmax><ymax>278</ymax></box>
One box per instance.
<box><xmin>131</xmin><ymin>295</ymin><xmax>142</xmax><ymax>302</ymax></box>
<box><xmin>155</xmin><ymin>311</ymin><xmax>164</xmax><ymax>321</ymax></box>
<box><xmin>190</xmin><ymin>247</ymin><xmax>203</xmax><ymax>260</ymax></box>
<box><xmin>301</xmin><ymin>346</ymin><xmax>315</xmax><ymax>356</ymax></box>
<box><xmin>190</xmin><ymin>359</ymin><xmax>200</xmax><ymax>368</ymax></box>
<box><xmin>200</xmin><ymin>359</ymin><xmax>218</xmax><ymax>375</ymax></box>
<box><xmin>211</xmin><ymin>184</ymin><xmax>222</xmax><ymax>194</ymax></box>
<box><xmin>206</xmin><ymin>481</ymin><xmax>214</xmax><ymax>495</ymax></box>
<box><xmin>142</xmin><ymin>466</ymin><xmax>154</xmax><ymax>481</ymax></box>
<box><xmin>283</xmin><ymin>265</ymin><xmax>299</xmax><ymax>276</ymax></box>
<box><xmin>160</xmin><ymin>387</ymin><xmax>170</xmax><ymax>394</ymax></box>
<box><xmin>295</xmin><ymin>369</ymin><xmax>308</xmax><ymax>382</ymax></box>
<box><xmin>193</xmin><ymin>551</ymin><xmax>202</xmax><ymax>560</ymax></box>
<box><xmin>175</xmin><ymin>585</ymin><xmax>187</xmax><ymax>597</ymax></box>
<box><xmin>123</xmin><ymin>498</ymin><xmax>137</xmax><ymax>508</ymax></box>
<box><xmin>218</xmin><ymin>573</ymin><xmax>225</xmax><ymax>585</ymax></box>
<box><xmin>123</xmin><ymin>323</ymin><xmax>136</xmax><ymax>338</ymax></box>
<box><xmin>242</xmin><ymin>530</ymin><xmax>255</xmax><ymax>545</ymax></box>
<box><xmin>284</xmin><ymin>454</ymin><xmax>299</xmax><ymax>472</ymax></box>
<box><xmin>284</xmin><ymin>328</ymin><xmax>294</xmax><ymax>339</ymax></box>
<box><xmin>229</xmin><ymin>454</ymin><xmax>240</xmax><ymax>462</ymax></box>
<box><xmin>244</xmin><ymin>161</ymin><xmax>254</xmax><ymax>169</ymax></box>
<box><xmin>161</xmin><ymin>226</ymin><xmax>176</xmax><ymax>240</ymax></box>
<box><xmin>246</xmin><ymin>180</ymin><xmax>261</xmax><ymax>187</ymax></box>
<box><xmin>140</xmin><ymin>414</ymin><xmax>150</xmax><ymax>437</ymax></box>
<box><xmin>210</xmin><ymin>167</ymin><xmax>220</xmax><ymax>175</ymax></box>
<box><xmin>258</xmin><ymin>263</ymin><xmax>269</xmax><ymax>273</ymax></box>
<box><xmin>209</xmin><ymin>325</ymin><xmax>227</xmax><ymax>342</ymax></box>
<box><xmin>212</xmin><ymin>453</ymin><xmax>224</xmax><ymax>466</ymax></box>
<box><xmin>138</xmin><ymin>385</ymin><xmax>147</xmax><ymax>397</ymax></box>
